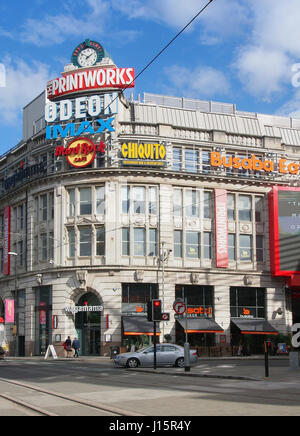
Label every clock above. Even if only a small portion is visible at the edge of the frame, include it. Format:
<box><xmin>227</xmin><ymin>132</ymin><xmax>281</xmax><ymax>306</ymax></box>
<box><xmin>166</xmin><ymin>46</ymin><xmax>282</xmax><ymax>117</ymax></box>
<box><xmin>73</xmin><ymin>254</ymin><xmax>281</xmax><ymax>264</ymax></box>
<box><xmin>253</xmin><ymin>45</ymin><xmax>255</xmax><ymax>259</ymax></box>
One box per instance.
<box><xmin>78</xmin><ymin>47</ymin><xmax>98</xmax><ymax>67</ymax></box>
<box><xmin>71</xmin><ymin>39</ymin><xmax>111</xmax><ymax>68</ymax></box>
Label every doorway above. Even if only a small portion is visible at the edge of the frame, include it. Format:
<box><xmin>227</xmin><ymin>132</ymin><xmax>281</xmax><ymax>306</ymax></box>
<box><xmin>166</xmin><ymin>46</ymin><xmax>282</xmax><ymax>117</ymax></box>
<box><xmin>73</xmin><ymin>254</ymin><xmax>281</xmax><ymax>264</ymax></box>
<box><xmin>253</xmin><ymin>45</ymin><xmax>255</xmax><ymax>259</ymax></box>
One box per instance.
<box><xmin>75</xmin><ymin>292</ymin><xmax>102</xmax><ymax>356</ymax></box>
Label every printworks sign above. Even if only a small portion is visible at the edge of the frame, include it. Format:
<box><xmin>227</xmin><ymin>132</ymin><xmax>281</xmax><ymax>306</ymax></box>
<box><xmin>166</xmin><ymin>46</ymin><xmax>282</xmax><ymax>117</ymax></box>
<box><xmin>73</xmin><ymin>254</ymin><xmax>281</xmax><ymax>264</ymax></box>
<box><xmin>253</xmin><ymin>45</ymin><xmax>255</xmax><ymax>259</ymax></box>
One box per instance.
<box><xmin>121</xmin><ymin>142</ymin><xmax>166</xmax><ymax>167</ymax></box>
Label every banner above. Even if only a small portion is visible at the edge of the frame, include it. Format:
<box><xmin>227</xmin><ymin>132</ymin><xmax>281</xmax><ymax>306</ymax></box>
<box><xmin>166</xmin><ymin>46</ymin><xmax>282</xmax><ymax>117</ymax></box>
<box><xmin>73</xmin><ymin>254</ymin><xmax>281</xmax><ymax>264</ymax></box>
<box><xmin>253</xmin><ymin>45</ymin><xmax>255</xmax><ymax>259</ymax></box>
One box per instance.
<box><xmin>3</xmin><ymin>206</ymin><xmax>11</xmax><ymax>275</ymax></box>
<box><xmin>5</xmin><ymin>300</ymin><xmax>14</xmax><ymax>323</ymax></box>
<box><xmin>215</xmin><ymin>189</ymin><xmax>228</xmax><ymax>268</ymax></box>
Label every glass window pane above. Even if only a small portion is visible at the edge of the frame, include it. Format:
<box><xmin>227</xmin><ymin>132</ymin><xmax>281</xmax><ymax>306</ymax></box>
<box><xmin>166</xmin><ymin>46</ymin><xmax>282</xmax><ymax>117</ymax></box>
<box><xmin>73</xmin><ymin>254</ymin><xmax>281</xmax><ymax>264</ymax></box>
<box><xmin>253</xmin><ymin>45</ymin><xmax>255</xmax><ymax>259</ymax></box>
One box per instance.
<box><xmin>133</xmin><ymin>187</ymin><xmax>146</xmax><ymax>214</ymax></box>
<box><xmin>186</xmin><ymin>231</ymin><xmax>200</xmax><ymax>258</ymax></box>
<box><xmin>185</xmin><ymin>190</ymin><xmax>200</xmax><ymax>218</ymax></box>
<box><xmin>149</xmin><ymin>187</ymin><xmax>157</xmax><ymax>215</ymax></box>
<box><xmin>228</xmin><ymin>234</ymin><xmax>236</xmax><ymax>260</ymax></box>
<box><xmin>96</xmin><ymin>187</ymin><xmax>105</xmax><ymax>215</ymax></box>
<box><xmin>227</xmin><ymin>194</ymin><xmax>235</xmax><ymax>220</ymax></box>
<box><xmin>185</xmin><ymin>150</ymin><xmax>198</xmax><ymax>173</ymax></box>
<box><xmin>238</xmin><ymin>195</ymin><xmax>252</xmax><ymax>221</ymax></box>
<box><xmin>239</xmin><ymin>234</ymin><xmax>252</xmax><ymax>261</ymax></box>
<box><xmin>149</xmin><ymin>229</ymin><xmax>157</xmax><ymax>256</ymax></box>
<box><xmin>134</xmin><ymin>228</ymin><xmax>146</xmax><ymax>256</ymax></box>
<box><xmin>122</xmin><ymin>228</ymin><xmax>130</xmax><ymax>256</ymax></box>
<box><xmin>96</xmin><ymin>227</ymin><xmax>105</xmax><ymax>256</ymax></box>
<box><xmin>173</xmin><ymin>148</ymin><xmax>182</xmax><ymax>171</ymax></box>
<box><xmin>204</xmin><ymin>232</ymin><xmax>212</xmax><ymax>259</ymax></box>
<box><xmin>173</xmin><ymin>189</ymin><xmax>182</xmax><ymax>217</ymax></box>
<box><xmin>121</xmin><ymin>186</ymin><xmax>130</xmax><ymax>214</ymax></box>
<box><xmin>174</xmin><ymin>230</ymin><xmax>182</xmax><ymax>258</ymax></box>
<box><xmin>204</xmin><ymin>191</ymin><xmax>212</xmax><ymax>219</ymax></box>
<box><xmin>80</xmin><ymin>188</ymin><xmax>92</xmax><ymax>215</ymax></box>
<box><xmin>79</xmin><ymin>228</ymin><xmax>92</xmax><ymax>256</ymax></box>
<box><xmin>68</xmin><ymin>229</ymin><xmax>75</xmax><ymax>257</ymax></box>
<box><xmin>68</xmin><ymin>190</ymin><xmax>75</xmax><ymax>217</ymax></box>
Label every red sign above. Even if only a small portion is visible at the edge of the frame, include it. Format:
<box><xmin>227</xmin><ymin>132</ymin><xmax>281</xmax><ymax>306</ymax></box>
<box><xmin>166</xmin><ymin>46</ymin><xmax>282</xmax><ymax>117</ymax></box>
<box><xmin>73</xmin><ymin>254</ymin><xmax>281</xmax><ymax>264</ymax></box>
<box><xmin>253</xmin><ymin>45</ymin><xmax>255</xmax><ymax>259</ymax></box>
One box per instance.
<box><xmin>5</xmin><ymin>300</ymin><xmax>14</xmax><ymax>323</ymax></box>
<box><xmin>215</xmin><ymin>189</ymin><xmax>228</xmax><ymax>268</ymax></box>
<box><xmin>3</xmin><ymin>206</ymin><xmax>11</xmax><ymax>275</ymax></box>
<box><xmin>47</xmin><ymin>67</ymin><xmax>135</xmax><ymax>100</ymax></box>
<box><xmin>55</xmin><ymin>138</ymin><xmax>106</xmax><ymax>168</ymax></box>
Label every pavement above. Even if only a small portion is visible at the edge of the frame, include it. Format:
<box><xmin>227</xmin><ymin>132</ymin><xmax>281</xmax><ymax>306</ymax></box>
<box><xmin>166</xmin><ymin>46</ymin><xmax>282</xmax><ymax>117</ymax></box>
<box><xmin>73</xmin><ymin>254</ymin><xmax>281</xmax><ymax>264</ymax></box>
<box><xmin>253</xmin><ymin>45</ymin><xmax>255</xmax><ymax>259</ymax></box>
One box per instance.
<box><xmin>2</xmin><ymin>354</ymin><xmax>300</xmax><ymax>382</ymax></box>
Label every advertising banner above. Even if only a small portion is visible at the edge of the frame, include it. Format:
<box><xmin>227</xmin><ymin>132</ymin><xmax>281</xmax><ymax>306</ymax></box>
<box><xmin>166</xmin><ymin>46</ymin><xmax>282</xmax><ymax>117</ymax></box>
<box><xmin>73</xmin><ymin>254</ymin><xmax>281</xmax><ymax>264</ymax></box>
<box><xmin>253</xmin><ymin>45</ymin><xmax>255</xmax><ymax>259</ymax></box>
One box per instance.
<box><xmin>215</xmin><ymin>189</ymin><xmax>228</xmax><ymax>268</ymax></box>
<box><xmin>3</xmin><ymin>206</ymin><xmax>11</xmax><ymax>275</ymax></box>
<box><xmin>5</xmin><ymin>300</ymin><xmax>14</xmax><ymax>323</ymax></box>
<box><xmin>269</xmin><ymin>186</ymin><xmax>300</xmax><ymax>276</ymax></box>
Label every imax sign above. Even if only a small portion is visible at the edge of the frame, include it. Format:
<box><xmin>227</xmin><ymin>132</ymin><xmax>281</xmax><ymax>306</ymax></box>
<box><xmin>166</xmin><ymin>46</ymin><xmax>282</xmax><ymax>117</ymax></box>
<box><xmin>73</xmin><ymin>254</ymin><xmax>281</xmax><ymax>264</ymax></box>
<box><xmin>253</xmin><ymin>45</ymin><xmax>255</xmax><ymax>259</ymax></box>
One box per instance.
<box><xmin>46</xmin><ymin>118</ymin><xmax>115</xmax><ymax>139</ymax></box>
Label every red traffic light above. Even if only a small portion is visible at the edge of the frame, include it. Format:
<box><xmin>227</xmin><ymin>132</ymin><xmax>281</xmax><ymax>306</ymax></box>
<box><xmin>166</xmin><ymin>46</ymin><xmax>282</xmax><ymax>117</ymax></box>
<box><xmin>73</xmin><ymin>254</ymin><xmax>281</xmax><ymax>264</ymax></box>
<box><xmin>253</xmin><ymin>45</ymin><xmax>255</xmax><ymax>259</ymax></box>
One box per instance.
<box><xmin>154</xmin><ymin>301</ymin><xmax>161</xmax><ymax>307</ymax></box>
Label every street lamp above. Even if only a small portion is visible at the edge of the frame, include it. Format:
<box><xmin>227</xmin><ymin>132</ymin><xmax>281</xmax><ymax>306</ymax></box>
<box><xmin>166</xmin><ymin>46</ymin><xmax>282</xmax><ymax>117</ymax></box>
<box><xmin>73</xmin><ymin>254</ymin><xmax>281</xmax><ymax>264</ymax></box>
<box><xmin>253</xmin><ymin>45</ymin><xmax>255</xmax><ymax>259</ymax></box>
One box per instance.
<box><xmin>8</xmin><ymin>251</ymin><xmax>18</xmax><ymax>357</ymax></box>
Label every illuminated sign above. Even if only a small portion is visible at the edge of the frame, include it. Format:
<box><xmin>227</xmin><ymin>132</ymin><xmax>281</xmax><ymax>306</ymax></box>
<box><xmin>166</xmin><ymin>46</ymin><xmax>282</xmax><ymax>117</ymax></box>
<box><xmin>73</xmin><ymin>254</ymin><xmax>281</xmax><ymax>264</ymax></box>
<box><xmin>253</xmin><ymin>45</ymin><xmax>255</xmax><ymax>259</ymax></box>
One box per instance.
<box><xmin>45</xmin><ymin>94</ymin><xmax>118</xmax><ymax>122</ymax></box>
<box><xmin>211</xmin><ymin>152</ymin><xmax>300</xmax><ymax>175</ymax></box>
<box><xmin>121</xmin><ymin>142</ymin><xmax>166</xmax><ymax>167</ymax></box>
<box><xmin>5</xmin><ymin>300</ymin><xmax>14</xmax><ymax>323</ymax></box>
<box><xmin>46</xmin><ymin>117</ymin><xmax>115</xmax><ymax>139</ymax></box>
<box><xmin>47</xmin><ymin>67</ymin><xmax>135</xmax><ymax>100</ymax></box>
<box><xmin>55</xmin><ymin>138</ymin><xmax>106</xmax><ymax>168</ymax></box>
<box><xmin>269</xmin><ymin>186</ymin><xmax>300</xmax><ymax>276</ymax></box>
<box><xmin>186</xmin><ymin>306</ymin><xmax>213</xmax><ymax>318</ymax></box>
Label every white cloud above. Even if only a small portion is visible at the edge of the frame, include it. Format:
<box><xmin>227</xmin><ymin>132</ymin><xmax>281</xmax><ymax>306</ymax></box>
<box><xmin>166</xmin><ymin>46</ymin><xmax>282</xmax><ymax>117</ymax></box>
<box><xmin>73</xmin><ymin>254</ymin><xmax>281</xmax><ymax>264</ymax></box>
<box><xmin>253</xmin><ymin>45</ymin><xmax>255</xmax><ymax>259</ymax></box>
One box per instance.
<box><xmin>234</xmin><ymin>0</ymin><xmax>300</xmax><ymax>100</ymax></box>
<box><xmin>164</xmin><ymin>64</ymin><xmax>230</xmax><ymax>99</ymax></box>
<box><xmin>0</xmin><ymin>58</ymin><xmax>52</xmax><ymax>124</ymax></box>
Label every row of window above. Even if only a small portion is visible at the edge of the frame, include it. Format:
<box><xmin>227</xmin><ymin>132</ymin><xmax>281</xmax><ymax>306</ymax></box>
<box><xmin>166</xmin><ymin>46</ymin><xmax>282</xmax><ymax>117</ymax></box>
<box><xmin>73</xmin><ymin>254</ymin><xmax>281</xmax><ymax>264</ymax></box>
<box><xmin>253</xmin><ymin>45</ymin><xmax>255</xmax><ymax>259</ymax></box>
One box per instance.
<box><xmin>63</xmin><ymin>226</ymin><xmax>263</xmax><ymax>262</ymax></box>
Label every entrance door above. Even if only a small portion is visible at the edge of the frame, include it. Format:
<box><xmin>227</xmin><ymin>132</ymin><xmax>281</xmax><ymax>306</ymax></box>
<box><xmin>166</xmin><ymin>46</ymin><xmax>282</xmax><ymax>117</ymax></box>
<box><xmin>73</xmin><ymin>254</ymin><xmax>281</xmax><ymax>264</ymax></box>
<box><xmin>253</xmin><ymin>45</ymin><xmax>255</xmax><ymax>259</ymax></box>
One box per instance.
<box><xmin>75</xmin><ymin>292</ymin><xmax>102</xmax><ymax>356</ymax></box>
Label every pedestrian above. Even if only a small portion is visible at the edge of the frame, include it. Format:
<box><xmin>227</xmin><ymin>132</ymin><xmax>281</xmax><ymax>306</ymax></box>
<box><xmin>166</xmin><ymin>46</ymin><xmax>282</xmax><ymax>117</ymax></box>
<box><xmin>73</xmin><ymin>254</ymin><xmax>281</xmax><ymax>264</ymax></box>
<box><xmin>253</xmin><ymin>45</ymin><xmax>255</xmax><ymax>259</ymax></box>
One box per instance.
<box><xmin>64</xmin><ymin>336</ymin><xmax>73</xmax><ymax>358</ymax></box>
<box><xmin>72</xmin><ymin>337</ymin><xmax>80</xmax><ymax>358</ymax></box>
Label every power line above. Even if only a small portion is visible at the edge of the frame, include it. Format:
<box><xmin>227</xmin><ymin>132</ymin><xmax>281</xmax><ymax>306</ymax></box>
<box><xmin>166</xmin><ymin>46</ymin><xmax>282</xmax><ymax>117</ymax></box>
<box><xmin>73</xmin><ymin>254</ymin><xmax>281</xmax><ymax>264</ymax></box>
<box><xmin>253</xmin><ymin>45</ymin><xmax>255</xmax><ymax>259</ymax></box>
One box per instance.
<box><xmin>104</xmin><ymin>0</ymin><xmax>216</xmax><ymax>112</ymax></box>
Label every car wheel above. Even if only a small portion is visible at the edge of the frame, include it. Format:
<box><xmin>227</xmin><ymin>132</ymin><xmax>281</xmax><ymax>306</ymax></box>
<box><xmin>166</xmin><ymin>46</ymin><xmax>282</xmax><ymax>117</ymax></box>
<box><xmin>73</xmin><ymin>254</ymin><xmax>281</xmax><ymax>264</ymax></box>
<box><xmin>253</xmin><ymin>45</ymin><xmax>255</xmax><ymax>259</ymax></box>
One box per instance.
<box><xmin>126</xmin><ymin>358</ymin><xmax>139</xmax><ymax>368</ymax></box>
<box><xmin>175</xmin><ymin>357</ymin><xmax>184</xmax><ymax>368</ymax></box>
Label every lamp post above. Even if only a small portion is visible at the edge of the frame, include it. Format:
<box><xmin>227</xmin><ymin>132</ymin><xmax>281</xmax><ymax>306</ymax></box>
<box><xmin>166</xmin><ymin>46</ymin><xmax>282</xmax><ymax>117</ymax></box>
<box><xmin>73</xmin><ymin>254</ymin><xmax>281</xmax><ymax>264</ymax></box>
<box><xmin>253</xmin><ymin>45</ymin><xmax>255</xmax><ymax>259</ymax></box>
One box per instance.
<box><xmin>8</xmin><ymin>251</ymin><xmax>18</xmax><ymax>357</ymax></box>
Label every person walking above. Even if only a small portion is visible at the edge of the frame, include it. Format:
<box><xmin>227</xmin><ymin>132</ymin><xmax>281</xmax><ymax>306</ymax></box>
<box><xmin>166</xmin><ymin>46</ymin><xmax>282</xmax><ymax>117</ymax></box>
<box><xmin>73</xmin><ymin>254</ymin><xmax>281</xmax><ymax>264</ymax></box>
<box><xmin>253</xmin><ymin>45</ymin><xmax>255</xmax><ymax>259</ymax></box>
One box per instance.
<box><xmin>64</xmin><ymin>336</ymin><xmax>73</xmax><ymax>358</ymax></box>
<box><xmin>72</xmin><ymin>337</ymin><xmax>80</xmax><ymax>358</ymax></box>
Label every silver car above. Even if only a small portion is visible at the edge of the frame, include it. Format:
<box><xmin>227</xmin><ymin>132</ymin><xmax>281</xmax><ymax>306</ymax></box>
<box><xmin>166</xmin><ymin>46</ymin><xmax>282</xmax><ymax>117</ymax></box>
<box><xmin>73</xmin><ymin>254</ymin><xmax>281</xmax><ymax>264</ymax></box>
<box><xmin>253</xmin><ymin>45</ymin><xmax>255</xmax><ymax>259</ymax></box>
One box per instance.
<box><xmin>114</xmin><ymin>344</ymin><xmax>198</xmax><ymax>368</ymax></box>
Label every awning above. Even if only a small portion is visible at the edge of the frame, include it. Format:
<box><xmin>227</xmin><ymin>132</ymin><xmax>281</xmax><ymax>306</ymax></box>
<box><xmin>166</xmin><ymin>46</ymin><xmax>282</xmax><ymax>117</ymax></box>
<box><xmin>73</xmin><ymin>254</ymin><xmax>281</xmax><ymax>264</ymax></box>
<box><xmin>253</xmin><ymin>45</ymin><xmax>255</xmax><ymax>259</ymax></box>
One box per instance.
<box><xmin>122</xmin><ymin>316</ymin><xmax>160</xmax><ymax>336</ymax></box>
<box><xmin>177</xmin><ymin>318</ymin><xmax>224</xmax><ymax>333</ymax></box>
<box><xmin>231</xmin><ymin>318</ymin><xmax>278</xmax><ymax>335</ymax></box>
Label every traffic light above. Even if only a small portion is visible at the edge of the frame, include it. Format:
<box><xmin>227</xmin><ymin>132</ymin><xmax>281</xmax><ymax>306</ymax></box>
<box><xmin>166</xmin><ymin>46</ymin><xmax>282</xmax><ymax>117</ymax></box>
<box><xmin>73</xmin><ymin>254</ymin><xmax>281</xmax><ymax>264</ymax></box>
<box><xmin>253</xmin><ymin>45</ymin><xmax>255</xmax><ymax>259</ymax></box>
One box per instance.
<box><xmin>152</xmin><ymin>299</ymin><xmax>162</xmax><ymax>321</ymax></box>
<box><xmin>147</xmin><ymin>301</ymin><xmax>153</xmax><ymax>321</ymax></box>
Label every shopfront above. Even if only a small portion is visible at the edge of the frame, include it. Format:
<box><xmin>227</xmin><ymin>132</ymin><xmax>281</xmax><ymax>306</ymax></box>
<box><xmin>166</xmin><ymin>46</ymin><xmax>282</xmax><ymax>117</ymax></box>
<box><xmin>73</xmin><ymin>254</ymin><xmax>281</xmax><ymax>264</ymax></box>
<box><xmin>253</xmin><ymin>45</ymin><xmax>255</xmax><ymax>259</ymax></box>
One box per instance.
<box><xmin>230</xmin><ymin>286</ymin><xmax>278</xmax><ymax>354</ymax></box>
<box><xmin>35</xmin><ymin>286</ymin><xmax>52</xmax><ymax>355</ymax></box>
<box><xmin>175</xmin><ymin>285</ymin><xmax>223</xmax><ymax>347</ymax></box>
<box><xmin>121</xmin><ymin>283</ymin><xmax>158</xmax><ymax>350</ymax></box>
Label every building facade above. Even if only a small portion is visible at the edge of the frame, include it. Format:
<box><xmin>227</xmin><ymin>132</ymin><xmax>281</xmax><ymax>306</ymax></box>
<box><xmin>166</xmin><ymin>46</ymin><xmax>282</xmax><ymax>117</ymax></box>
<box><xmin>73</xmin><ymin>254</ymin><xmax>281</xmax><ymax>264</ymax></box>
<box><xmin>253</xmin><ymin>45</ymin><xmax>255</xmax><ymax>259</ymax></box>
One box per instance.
<box><xmin>0</xmin><ymin>40</ymin><xmax>299</xmax><ymax>357</ymax></box>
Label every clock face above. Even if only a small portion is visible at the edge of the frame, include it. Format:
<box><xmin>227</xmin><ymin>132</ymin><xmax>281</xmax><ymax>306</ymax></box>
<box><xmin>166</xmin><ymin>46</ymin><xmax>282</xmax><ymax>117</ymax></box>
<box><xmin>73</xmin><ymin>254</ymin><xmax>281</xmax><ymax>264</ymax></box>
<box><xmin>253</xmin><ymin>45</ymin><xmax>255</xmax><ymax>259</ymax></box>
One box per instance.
<box><xmin>77</xmin><ymin>48</ymin><xmax>98</xmax><ymax>67</ymax></box>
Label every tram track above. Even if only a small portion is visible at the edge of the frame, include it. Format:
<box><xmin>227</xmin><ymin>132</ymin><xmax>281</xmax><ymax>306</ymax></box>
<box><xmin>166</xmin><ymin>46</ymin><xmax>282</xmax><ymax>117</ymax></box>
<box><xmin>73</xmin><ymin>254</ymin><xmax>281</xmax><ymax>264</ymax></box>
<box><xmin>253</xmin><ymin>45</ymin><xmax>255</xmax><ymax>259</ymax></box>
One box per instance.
<box><xmin>0</xmin><ymin>377</ymin><xmax>143</xmax><ymax>416</ymax></box>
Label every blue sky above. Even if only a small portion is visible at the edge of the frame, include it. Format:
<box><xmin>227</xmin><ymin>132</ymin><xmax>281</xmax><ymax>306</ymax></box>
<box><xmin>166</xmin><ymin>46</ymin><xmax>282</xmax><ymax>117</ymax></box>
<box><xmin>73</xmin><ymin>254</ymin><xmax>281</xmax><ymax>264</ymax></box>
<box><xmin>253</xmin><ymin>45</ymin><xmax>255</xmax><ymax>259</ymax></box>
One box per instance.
<box><xmin>1</xmin><ymin>0</ymin><xmax>300</xmax><ymax>156</ymax></box>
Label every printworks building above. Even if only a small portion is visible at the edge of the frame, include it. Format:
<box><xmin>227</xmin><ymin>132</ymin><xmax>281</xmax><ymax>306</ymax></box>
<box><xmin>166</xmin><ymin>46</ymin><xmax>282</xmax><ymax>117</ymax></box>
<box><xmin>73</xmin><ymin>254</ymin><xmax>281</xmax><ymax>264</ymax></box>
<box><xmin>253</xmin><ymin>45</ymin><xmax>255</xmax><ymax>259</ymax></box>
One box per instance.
<box><xmin>0</xmin><ymin>40</ymin><xmax>300</xmax><ymax>357</ymax></box>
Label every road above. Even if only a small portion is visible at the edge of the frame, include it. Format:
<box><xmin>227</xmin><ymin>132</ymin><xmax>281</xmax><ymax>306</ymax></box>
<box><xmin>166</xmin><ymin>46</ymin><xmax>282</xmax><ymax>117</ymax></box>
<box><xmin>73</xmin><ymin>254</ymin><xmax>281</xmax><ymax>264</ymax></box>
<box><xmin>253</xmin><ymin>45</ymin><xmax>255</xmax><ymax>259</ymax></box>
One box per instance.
<box><xmin>0</xmin><ymin>358</ymin><xmax>299</xmax><ymax>417</ymax></box>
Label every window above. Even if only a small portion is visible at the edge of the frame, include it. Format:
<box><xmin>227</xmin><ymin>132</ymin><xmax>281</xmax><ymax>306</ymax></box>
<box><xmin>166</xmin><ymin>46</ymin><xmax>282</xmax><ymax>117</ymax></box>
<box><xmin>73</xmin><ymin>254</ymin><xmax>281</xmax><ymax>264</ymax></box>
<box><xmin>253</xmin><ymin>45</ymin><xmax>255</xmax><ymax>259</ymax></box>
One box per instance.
<box><xmin>186</xmin><ymin>231</ymin><xmax>200</xmax><ymax>258</ymax></box>
<box><xmin>122</xmin><ymin>228</ymin><xmax>130</xmax><ymax>256</ymax></box>
<box><xmin>230</xmin><ymin>287</ymin><xmax>265</xmax><ymax>319</ymax></box>
<box><xmin>174</xmin><ymin>230</ymin><xmax>183</xmax><ymax>258</ymax></box>
<box><xmin>173</xmin><ymin>148</ymin><xmax>182</xmax><ymax>171</ymax></box>
<box><xmin>79</xmin><ymin>188</ymin><xmax>92</xmax><ymax>215</ymax></box>
<box><xmin>134</xmin><ymin>228</ymin><xmax>146</xmax><ymax>256</ymax></box>
<box><xmin>149</xmin><ymin>187</ymin><xmax>157</xmax><ymax>215</ymax></box>
<box><xmin>227</xmin><ymin>194</ymin><xmax>235</xmax><ymax>220</ymax></box>
<box><xmin>133</xmin><ymin>187</ymin><xmax>146</xmax><ymax>214</ymax></box>
<box><xmin>204</xmin><ymin>191</ymin><xmax>212</xmax><ymax>219</ymax></box>
<box><xmin>201</xmin><ymin>151</ymin><xmax>210</xmax><ymax>173</ymax></box>
<box><xmin>41</xmin><ymin>233</ymin><xmax>47</xmax><ymax>261</ymax></box>
<box><xmin>185</xmin><ymin>190</ymin><xmax>200</xmax><ymax>218</ymax></box>
<box><xmin>204</xmin><ymin>232</ymin><xmax>212</xmax><ymax>259</ymax></box>
<box><xmin>96</xmin><ymin>227</ymin><xmax>105</xmax><ymax>256</ymax></box>
<box><xmin>238</xmin><ymin>195</ymin><xmax>252</xmax><ymax>221</ymax></box>
<box><xmin>49</xmin><ymin>193</ymin><xmax>54</xmax><ymax>220</ymax></box>
<box><xmin>255</xmin><ymin>197</ymin><xmax>263</xmax><ymax>222</ymax></box>
<box><xmin>96</xmin><ymin>187</ymin><xmax>105</xmax><ymax>215</ymax></box>
<box><xmin>228</xmin><ymin>234</ymin><xmax>236</xmax><ymax>260</ymax></box>
<box><xmin>173</xmin><ymin>189</ymin><xmax>182</xmax><ymax>217</ymax></box>
<box><xmin>256</xmin><ymin>235</ymin><xmax>264</xmax><ymax>262</ymax></box>
<box><xmin>68</xmin><ymin>228</ymin><xmax>75</xmax><ymax>257</ymax></box>
<box><xmin>121</xmin><ymin>186</ymin><xmax>130</xmax><ymax>214</ymax></box>
<box><xmin>185</xmin><ymin>149</ymin><xmax>198</xmax><ymax>173</ymax></box>
<box><xmin>49</xmin><ymin>232</ymin><xmax>54</xmax><ymax>260</ymax></box>
<box><xmin>41</xmin><ymin>195</ymin><xmax>47</xmax><ymax>221</ymax></box>
<box><xmin>18</xmin><ymin>205</ymin><xmax>24</xmax><ymax>230</ymax></box>
<box><xmin>79</xmin><ymin>227</ymin><xmax>92</xmax><ymax>256</ymax></box>
<box><xmin>68</xmin><ymin>190</ymin><xmax>75</xmax><ymax>217</ymax></box>
<box><xmin>149</xmin><ymin>229</ymin><xmax>157</xmax><ymax>256</ymax></box>
<box><xmin>239</xmin><ymin>234</ymin><xmax>252</xmax><ymax>261</ymax></box>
